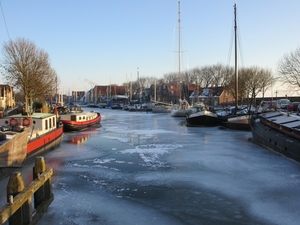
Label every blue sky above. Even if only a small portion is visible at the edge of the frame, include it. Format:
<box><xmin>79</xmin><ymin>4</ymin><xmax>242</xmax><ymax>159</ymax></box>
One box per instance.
<box><xmin>0</xmin><ymin>0</ymin><xmax>300</xmax><ymax>97</ymax></box>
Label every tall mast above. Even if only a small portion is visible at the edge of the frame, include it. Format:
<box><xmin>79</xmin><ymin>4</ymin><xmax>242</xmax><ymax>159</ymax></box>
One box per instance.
<box><xmin>178</xmin><ymin>1</ymin><xmax>181</xmax><ymax>100</ymax></box>
<box><xmin>234</xmin><ymin>3</ymin><xmax>238</xmax><ymax>112</ymax></box>
<box><xmin>154</xmin><ymin>78</ymin><xmax>157</xmax><ymax>102</ymax></box>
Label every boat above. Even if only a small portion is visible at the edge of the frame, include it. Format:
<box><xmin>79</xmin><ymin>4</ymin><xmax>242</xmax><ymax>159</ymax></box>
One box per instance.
<box><xmin>186</xmin><ymin>103</ymin><xmax>220</xmax><ymax>126</ymax></box>
<box><xmin>171</xmin><ymin>99</ymin><xmax>190</xmax><ymax>117</ymax></box>
<box><xmin>152</xmin><ymin>103</ymin><xmax>172</xmax><ymax>113</ymax></box>
<box><xmin>250</xmin><ymin>111</ymin><xmax>300</xmax><ymax>162</ymax></box>
<box><xmin>111</xmin><ymin>104</ymin><xmax>123</xmax><ymax>110</ymax></box>
<box><xmin>57</xmin><ymin>105</ymin><xmax>101</xmax><ymax>132</ymax></box>
<box><xmin>0</xmin><ymin>112</ymin><xmax>64</xmax><ymax>166</ymax></box>
<box><xmin>219</xmin><ymin>3</ymin><xmax>251</xmax><ymax>131</ymax></box>
<box><xmin>220</xmin><ymin>114</ymin><xmax>250</xmax><ymax>130</ymax></box>
<box><xmin>170</xmin><ymin>2</ymin><xmax>189</xmax><ymax>118</ymax></box>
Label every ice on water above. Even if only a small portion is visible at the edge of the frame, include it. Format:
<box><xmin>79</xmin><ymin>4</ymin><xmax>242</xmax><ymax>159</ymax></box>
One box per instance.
<box><xmin>33</xmin><ymin>110</ymin><xmax>300</xmax><ymax>225</ymax></box>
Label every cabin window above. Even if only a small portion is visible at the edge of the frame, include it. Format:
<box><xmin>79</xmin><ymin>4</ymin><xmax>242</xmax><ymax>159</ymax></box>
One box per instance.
<box><xmin>83</xmin><ymin>116</ymin><xmax>85</xmax><ymax>120</ymax></box>
<box><xmin>45</xmin><ymin>119</ymin><xmax>48</xmax><ymax>130</ymax></box>
<box><xmin>52</xmin><ymin>117</ymin><xmax>55</xmax><ymax>127</ymax></box>
<box><xmin>79</xmin><ymin>117</ymin><xmax>82</xmax><ymax>120</ymax></box>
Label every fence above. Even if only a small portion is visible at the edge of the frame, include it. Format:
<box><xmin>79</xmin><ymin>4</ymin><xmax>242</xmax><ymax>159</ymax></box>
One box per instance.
<box><xmin>0</xmin><ymin>156</ymin><xmax>53</xmax><ymax>225</ymax></box>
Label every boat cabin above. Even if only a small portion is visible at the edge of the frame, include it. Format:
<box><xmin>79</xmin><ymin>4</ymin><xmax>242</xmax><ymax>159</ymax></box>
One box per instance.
<box><xmin>0</xmin><ymin>113</ymin><xmax>59</xmax><ymax>137</ymax></box>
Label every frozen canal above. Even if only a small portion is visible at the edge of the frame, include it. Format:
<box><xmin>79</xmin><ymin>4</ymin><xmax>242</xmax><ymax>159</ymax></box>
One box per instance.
<box><xmin>2</xmin><ymin>108</ymin><xmax>300</xmax><ymax>224</ymax></box>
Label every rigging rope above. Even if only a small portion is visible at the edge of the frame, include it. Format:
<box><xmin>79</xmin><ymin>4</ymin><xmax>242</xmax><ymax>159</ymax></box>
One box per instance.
<box><xmin>0</xmin><ymin>1</ymin><xmax>10</xmax><ymax>39</ymax></box>
<box><xmin>227</xmin><ymin>5</ymin><xmax>246</xmax><ymax>68</ymax></box>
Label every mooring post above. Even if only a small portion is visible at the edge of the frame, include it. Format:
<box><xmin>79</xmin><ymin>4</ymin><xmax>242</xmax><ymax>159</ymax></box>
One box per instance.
<box><xmin>6</xmin><ymin>171</ymin><xmax>33</xmax><ymax>225</ymax></box>
<box><xmin>33</xmin><ymin>156</ymin><xmax>48</xmax><ymax>209</ymax></box>
<box><xmin>33</xmin><ymin>156</ymin><xmax>53</xmax><ymax>208</ymax></box>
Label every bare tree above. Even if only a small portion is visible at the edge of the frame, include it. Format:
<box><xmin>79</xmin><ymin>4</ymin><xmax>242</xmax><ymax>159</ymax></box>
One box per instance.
<box><xmin>163</xmin><ymin>72</ymin><xmax>177</xmax><ymax>83</ymax></box>
<box><xmin>1</xmin><ymin>38</ymin><xmax>57</xmax><ymax>112</ymax></box>
<box><xmin>189</xmin><ymin>67</ymin><xmax>204</xmax><ymax>86</ymax></box>
<box><xmin>212</xmin><ymin>63</ymin><xmax>232</xmax><ymax>87</ymax></box>
<box><xmin>201</xmin><ymin>66</ymin><xmax>214</xmax><ymax>88</ymax></box>
<box><xmin>238</xmin><ymin>66</ymin><xmax>275</xmax><ymax>105</ymax></box>
<box><xmin>277</xmin><ymin>47</ymin><xmax>300</xmax><ymax>90</ymax></box>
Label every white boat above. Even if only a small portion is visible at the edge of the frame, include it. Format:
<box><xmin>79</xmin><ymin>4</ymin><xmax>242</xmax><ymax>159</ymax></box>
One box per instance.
<box><xmin>152</xmin><ymin>104</ymin><xmax>172</xmax><ymax>113</ymax></box>
<box><xmin>0</xmin><ymin>112</ymin><xmax>64</xmax><ymax>170</ymax></box>
<box><xmin>57</xmin><ymin>105</ymin><xmax>101</xmax><ymax>132</ymax></box>
<box><xmin>171</xmin><ymin>99</ymin><xmax>190</xmax><ymax>117</ymax></box>
<box><xmin>170</xmin><ymin>2</ymin><xmax>190</xmax><ymax>117</ymax></box>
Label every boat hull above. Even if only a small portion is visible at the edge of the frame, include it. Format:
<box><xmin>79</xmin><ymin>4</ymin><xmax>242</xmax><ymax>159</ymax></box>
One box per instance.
<box><xmin>186</xmin><ymin>110</ymin><xmax>220</xmax><ymax>126</ymax></box>
<box><xmin>152</xmin><ymin>106</ymin><xmax>171</xmax><ymax>113</ymax></box>
<box><xmin>171</xmin><ymin>109</ymin><xmax>186</xmax><ymax>117</ymax></box>
<box><xmin>250</xmin><ymin>114</ymin><xmax>300</xmax><ymax>162</ymax></box>
<box><xmin>61</xmin><ymin>113</ymin><xmax>101</xmax><ymax>132</ymax></box>
<box><xmin>221</xmin><ymin>115</ymin><xmax>251</xmax><ymax>131</ymax></box>
<box><xmin>26</xmin><ymin>126</ymin><xmax>64</xmax><ymax>160</ymax></box>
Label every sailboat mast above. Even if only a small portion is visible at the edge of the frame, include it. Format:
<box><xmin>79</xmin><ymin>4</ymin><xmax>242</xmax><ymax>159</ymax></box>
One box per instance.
<box><xmin>234</xmin><ymin>3</ymin><xmax>238</xmax><ymax>112</ymax></box>
<box><xmin>154</xmin><ymin>78</ymin><xmax>157</xmax><ymax>102</ymax></box>
<box><xmin>178</xmin><ymin>1</ymin><xmax>181</xmax><ymax>100</ymax></box>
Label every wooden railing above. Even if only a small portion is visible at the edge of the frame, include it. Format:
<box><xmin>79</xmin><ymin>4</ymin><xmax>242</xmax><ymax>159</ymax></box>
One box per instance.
<box><xmin>0</xmin><ymin>156</ymin><xmax>53</xmax><ymax>225</ymax></box>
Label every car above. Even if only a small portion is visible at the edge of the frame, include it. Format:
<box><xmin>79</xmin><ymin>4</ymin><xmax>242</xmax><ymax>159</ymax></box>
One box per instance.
<box><xmin>288</xmin><ymin>102</ymin><xmax>300</xmax><ymax>111</ymax></box>
<box><xmin>276</xmin><ymin>99</ymin><xmax>290</xmax><ymax>109</ymax></box>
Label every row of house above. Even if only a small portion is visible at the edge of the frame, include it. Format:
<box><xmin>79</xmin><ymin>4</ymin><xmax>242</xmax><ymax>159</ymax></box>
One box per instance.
<box><xmin>82</xmin><ymin>84</ymin><xmax>235</xmax><ymax>106</ymax></box>
<box><xmin>0</xmin><ymin>83</ymin><xmax>236</xmax><ymax>110</ymax></box>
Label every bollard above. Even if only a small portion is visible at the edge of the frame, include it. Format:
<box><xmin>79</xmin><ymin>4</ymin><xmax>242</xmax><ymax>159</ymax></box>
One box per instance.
<box><xmin>7</xmin><ymin>172</ymin><xmax>24</xmax><ymax>224</ymax></box>
<box><xmin>33</xmin><ymin>157</ymin><xmax>50</xmax><ymax>208</ymax></box>
<box><xmin>6</xmin><ymin>172</ymin><xmax>32</xmax><ymax>225</ymax></box>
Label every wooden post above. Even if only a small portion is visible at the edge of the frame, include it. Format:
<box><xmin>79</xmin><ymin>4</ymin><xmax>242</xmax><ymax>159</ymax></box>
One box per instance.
<box><xmin>33</xmin><ymin>157</ymin><xmax>47</xmax><ymax>208</ymax></box>
<box><xmin>6</xmin><ymin>171</ymin><xmax>33</xmax><ymax>225</ymax></box>
<box><xmin>0</xmin><ymin>159</ymin><xmax>53</xmax><ymax>225</ymax></box>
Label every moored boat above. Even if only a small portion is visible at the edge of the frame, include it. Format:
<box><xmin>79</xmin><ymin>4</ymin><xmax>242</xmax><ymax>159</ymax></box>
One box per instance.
<box><xmin>58</xmin><ymin>105</ymin><xmax>101</xmax><ymax>132</ymax></box>
<box><xmin>186</xmin><ymin>104</ymin><xmax>220</xmax><ymax>126</ymax></box>
<box><xmin>250</xmin><ymin>111</ymin><xmax>300</xmax><ymax>162</ymax></box>
<box><xmin>218</xmin><ymin>3</ymin><xmax>251</xmax><ymax>131</ymax></box>
<box><xmin>171</xmin><ymin>99</ymin><xmax>191</xmax><ymax>117</ymax></box>
<box><xmin>220</xmin><ymin>114</ymin><xmax>251</xmax><ymax>131</ymax></box>
<box><xmin>152</xmin><ymin>105</ymin><xmax>172</xmax><ymax>113</ymax></box>
<box><xmin>0</xmin><ymin>112</ymin><xmax>64</xmax><ymax>166</ymax></box>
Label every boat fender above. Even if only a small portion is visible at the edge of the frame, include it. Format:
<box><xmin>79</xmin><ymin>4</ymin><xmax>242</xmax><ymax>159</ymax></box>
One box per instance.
<box><xmin>9</xmin><ymin>118</ymin><xmax>19</xmax><ymax>126</ymax></box>
<box><xmin>22</xmin><ymin>118</ymin><xmax>31</xmax><ymax>126</ymax></box>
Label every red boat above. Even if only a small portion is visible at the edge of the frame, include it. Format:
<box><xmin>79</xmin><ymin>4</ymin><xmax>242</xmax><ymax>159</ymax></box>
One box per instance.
<box><xmin>57</xmin><ymin>105</ymin><xmax>101</xmax><ymax>132</ymax></box>
<box><xmin>0</xmin><ymin>112</ymin><xmax>64</xmax><ymax>162</ymax></box>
